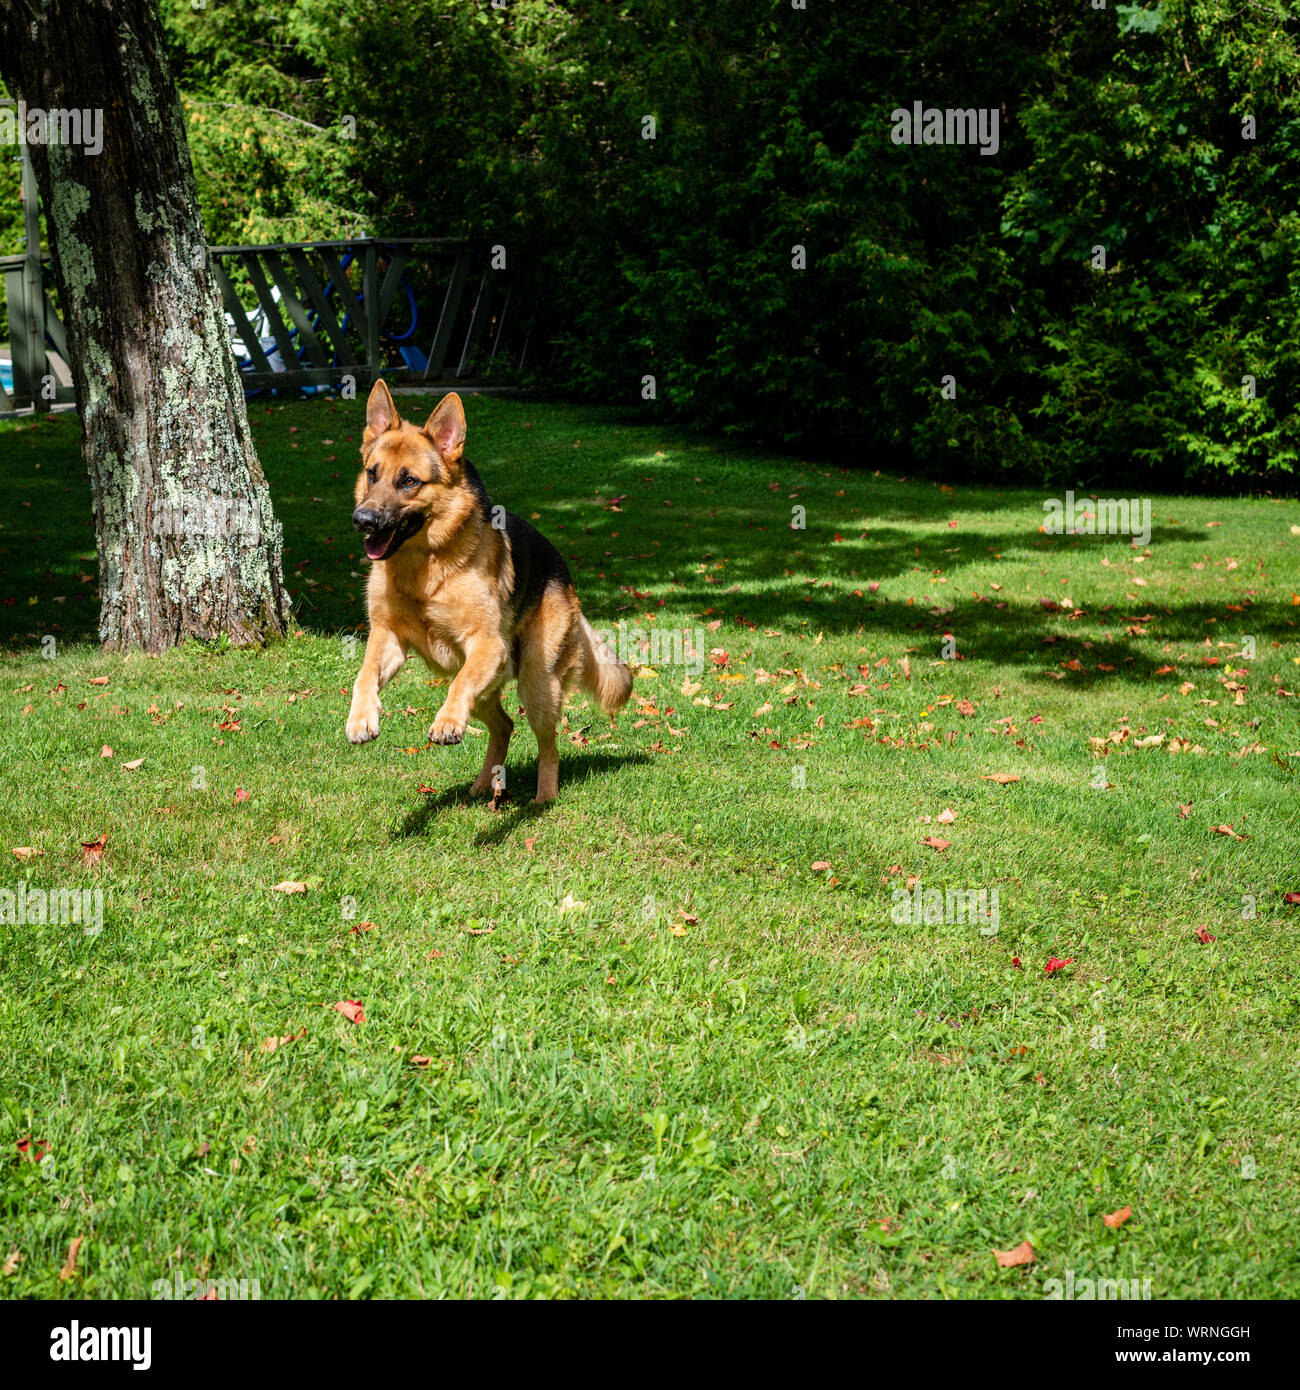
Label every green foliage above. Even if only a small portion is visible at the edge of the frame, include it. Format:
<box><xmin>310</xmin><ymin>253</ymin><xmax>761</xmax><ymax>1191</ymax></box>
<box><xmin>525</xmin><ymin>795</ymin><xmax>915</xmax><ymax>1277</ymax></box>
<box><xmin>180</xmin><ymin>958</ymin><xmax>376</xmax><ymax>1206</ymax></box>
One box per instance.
<box><xmin>10</xmin><ymin>2</ymin><xmax>1300</xmax><ymax>488</ymax></box>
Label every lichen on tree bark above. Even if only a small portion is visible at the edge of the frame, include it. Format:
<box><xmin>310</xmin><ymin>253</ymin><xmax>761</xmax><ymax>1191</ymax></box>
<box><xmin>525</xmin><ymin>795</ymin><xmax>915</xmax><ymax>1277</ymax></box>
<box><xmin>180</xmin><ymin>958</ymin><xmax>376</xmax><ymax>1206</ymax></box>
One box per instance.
<box><xmin>0</xmin><ymin>0</ymin><xmax>291</xmax><ymax>652</ymax></box>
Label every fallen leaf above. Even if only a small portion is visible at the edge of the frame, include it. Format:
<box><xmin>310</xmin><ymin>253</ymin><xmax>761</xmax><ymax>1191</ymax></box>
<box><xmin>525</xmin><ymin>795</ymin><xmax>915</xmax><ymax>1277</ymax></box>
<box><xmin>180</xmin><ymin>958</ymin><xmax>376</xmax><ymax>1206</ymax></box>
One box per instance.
<box><xmin>121</xmin><ymin>756</ymin><xmax>145</xmax><ymax>771</ymax></box>
<box><xmin>936</xmin><ymin>808</ymin><xmax>957</xmax><ymax>825</ymax></box>
<box><xmin>558</xmin><ymin>892</ymin><xmax>585</xmax><ymax>913</ymax></box>
<box><xmin>980</xmin><ymin>773</ymin><xmax>1020</xmax><ymax>784</ymax></box>
<box><xmin>80</xmin><ymin>833</ymin><xmax>107</xmax><ymax>867</ymax></box>
<box><xmin>1178</xmin><ymin>804</ymin><xmax>1192</xmax><ymax>819</ymax></box>
<box><xmin>100</xmin><ymin>745</ymin><xmax>113</xmax><ymax>759</ymax></box>
<box><xmin>1045</xmin><ymin>956</ymin><xmax>1074</xmax><ymax>974</ymax></box>
<box><xmin>350</xmin><ymin>921</ymin><xmax>377</xmax><ymax>935</ymax></box>
<box><xmin>332</xmin><ymin>1000</ymin><xmax>365</xmax><ymax>1024</ymax></box>
<box><xmin>1210</xmin><ymin>825</ymin><xmax>1248</xmax><ymax>841</ymax></box>
<box><xmin>1195</xmin><ymin>926</ymin><xmax>1216</xmax><ymax>944</ymax></box>
<box><xmin>2</xmin><ymin>1250</ymin><xmax>20</xmax><ymax>1276</ymax></box>
<box><xmin>1103</xmin><ymin>1205</ymin><xmax>1133</xmax><ymax>1229</ymax></box>
<box><xmin>992</xmin><ymin>1240</ymin><xmax>1036</xmax><ymax>1268</ymax></box>
<box><xmin>88</xmin><ymin>677</ymin><xmax>109</xmax><ymax>686</ymax></box>
<box><xmin>811</xmin><ymin>860</ymin><xmax>831</xmax><ymax>871</ymax></box>
<box><xmin>271</xmin><ymin>880</ymin><xmax>309</xmax><ymax>894</ymax></box>
<box><xmin>524</xmin><ymin>836</ymin><xmax>537</xmax><ymax>853</ymax></box>
<box><xmin>59</xmin><ymin>1236</ymin><xmax>83</xmax><ymax>1281</ymax></box>
<box><xmin>921</xmin><ymin>837</ymin><xmax>952</xmax><ymax>852</ymax></box>
<box><xmin>410</xmin><ymin>1055</ymin><xmax>433</xmax><ymax>1068</ymax></box>
<box><xmin>670</xmin><ymin>922</ymin><xmax>688</xmax><ymax>937</ymax></box>
<box><xmin>233</xmin><ymin>787</ymin><xmax>251</xmax><ymax>803</ymax></box>
<box><xmin>261</xmin><ymin>1027</ymin><xmax>305</xmax><ymax>1053</ymax></box>
<box><xmin>1284</xmin><ymin>891</ymin><xmax>1300</xmax><ymax>905</ymax></box>
<box><xmin>956</xmin><ymin>699</ymin><xmax>976</xmax><ymax>717</ymax></box>
<box><xmin>12</xmin><ymin>847</ymin><xmax>43</xmax><ymax>861</ymax></box>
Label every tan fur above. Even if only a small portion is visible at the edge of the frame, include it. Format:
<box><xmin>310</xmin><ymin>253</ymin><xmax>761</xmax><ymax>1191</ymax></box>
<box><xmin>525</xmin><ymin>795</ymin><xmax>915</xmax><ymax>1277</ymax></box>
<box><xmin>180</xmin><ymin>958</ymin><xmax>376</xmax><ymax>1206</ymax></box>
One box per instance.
<box><xmin>345</xmin><ymin>381</ymin><xmax>633</xmax><ymax>803</ymax></box>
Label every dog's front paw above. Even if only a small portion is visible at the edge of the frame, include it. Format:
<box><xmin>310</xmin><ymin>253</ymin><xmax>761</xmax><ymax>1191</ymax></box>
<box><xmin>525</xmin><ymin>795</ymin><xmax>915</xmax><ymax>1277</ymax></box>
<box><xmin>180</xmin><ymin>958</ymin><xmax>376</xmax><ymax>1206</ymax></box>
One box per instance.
<box><xmin>428</xmin><ymin>710</ymin><xmax>465</xmax><ymax>746</ymax></box>
<box><xmin>346</xmin><ymin>705</ymin><xmax>380</xmax><ymax>743</ymax></box>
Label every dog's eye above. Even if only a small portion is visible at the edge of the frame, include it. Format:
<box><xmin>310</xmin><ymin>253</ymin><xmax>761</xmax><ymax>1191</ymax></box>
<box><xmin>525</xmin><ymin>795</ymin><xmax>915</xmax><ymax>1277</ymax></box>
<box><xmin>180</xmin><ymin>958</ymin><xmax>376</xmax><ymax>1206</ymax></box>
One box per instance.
<box><xmin>399</xmin><ymin>474</ymin><xmax>421</xmax><ymax>489</ymax></box>
<box><xmin>366</xmin><ymin>467</ymin><xmax>377</xmax><ymax>484</ymax></box>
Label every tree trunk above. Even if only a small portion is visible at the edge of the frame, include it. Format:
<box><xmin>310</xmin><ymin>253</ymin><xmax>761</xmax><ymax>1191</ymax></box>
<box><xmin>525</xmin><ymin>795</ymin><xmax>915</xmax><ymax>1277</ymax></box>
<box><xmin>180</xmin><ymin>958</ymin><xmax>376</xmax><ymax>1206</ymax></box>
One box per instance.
<box><xmin>0</xmin><ymin>0</ymin><xmax>290</xmax><ymax>651</ymax></box>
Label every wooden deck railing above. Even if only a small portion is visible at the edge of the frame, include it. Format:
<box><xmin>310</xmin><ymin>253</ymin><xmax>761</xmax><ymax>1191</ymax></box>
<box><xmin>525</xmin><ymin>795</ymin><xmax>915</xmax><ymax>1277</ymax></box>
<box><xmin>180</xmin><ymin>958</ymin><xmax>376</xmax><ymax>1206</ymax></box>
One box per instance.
<box><xmin>2</xmin><ymin>232</ymin><xmax>528</xmax><ymax>416</ymax></box>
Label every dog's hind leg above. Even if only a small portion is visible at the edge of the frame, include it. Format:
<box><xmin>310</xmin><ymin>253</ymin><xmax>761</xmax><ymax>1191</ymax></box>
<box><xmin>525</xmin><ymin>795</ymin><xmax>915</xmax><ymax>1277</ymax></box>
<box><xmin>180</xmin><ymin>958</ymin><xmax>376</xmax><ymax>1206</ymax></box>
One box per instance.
<box><xmin>520</xmin><ymin>669</ymin><xmax>564</xmax><ymax>804</ymax></box>
<box><xmin>468</xmin><ymin>690</ymin><xmax>515</xmax><ymax>798</ymax></box>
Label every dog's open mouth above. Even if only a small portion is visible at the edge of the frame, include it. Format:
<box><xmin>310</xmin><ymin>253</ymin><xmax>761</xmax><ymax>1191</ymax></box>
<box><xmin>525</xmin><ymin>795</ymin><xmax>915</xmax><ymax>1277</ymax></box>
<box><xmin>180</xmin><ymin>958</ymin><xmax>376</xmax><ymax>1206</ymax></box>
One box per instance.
<box><xmin>363</xmin><ymin>528</ymin><xmax>400</xmax><ymax>561</ymax></box>
<box><xmin>361</xmin><ymin>514</ymin><xmax>420</xmax><ymax>561</ymax></box>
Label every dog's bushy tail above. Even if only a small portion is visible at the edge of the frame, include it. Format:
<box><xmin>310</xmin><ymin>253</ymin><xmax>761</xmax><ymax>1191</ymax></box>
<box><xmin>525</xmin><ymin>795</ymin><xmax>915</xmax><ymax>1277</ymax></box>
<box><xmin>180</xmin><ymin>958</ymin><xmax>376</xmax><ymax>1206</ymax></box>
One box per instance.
<box><xmin>578</xmin><ymin>615</ymin><xmax>634</xmax><ymax>716</ymax></box>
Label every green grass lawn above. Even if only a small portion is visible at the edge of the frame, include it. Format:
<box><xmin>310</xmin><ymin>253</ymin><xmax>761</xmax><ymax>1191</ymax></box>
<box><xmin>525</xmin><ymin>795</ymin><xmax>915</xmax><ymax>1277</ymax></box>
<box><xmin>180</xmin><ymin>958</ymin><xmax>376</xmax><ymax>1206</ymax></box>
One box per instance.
<box><xmin>1</xmin><ymin>395</ymin><xmax>1298</xmax><ymax>1299</ymax></box>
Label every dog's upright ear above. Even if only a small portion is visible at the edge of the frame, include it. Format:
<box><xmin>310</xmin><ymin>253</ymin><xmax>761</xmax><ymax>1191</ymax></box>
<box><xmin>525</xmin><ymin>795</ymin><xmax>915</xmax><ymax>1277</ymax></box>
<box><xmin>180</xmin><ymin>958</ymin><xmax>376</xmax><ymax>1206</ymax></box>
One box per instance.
<box><xmin>364</xmin><ymin>379</ymin><xmax>400</xmax><ymax>449</ymax></box>
<box><xmin>423</xmin><ymin>392</ymin><xmax>466</xmax><ymax>468</ymax></box>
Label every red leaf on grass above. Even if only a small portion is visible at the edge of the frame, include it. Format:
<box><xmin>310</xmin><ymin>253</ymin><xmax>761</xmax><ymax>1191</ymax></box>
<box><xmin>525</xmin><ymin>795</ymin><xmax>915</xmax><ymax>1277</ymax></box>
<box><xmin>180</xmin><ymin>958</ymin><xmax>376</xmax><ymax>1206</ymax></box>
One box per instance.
<box><xmin>80</xmin><ymin>833</ymin><xmax>107</xmax><ymax>867</ymax></box>
<box><xmin>1195</xmin><ymin>926</ymin><xmax>1216</xmax><ymax>944</ymax></box>
<box><xmin>233</xmin><ymin>788</ymin><xmax>251</xmax><ymax>803</ymax></box>
<box><xmin>333</xmin><ymin>1000</ymin><xmax>365</xmax><ymax>1024</ymax></box>
<box><xmin>1178</xmin><ymin>804</ymin><xmax>1192</xmax><ymax>819</ymax></box>
<box><xmin>1045</xmin><ymin>956</ymin><xmax>1074</xmax><ymax>974</ymax></box>
<box><xmin>1284</xmin><ymin>892</ymin><xmax>1300</xmax><ymax>905</ymax></box>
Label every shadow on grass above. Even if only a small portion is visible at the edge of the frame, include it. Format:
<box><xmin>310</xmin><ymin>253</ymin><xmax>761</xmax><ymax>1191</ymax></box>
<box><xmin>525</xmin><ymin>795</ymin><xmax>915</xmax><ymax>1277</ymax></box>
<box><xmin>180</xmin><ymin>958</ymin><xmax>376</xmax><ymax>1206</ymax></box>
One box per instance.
<box><xmin>3</xmin><ymin>405</ymin><xmax>1287</xmax><ymax>684</ymax></box>
<box><xmin>393</xmin><ymin>749</ymin><xmax>652</xmax><ymax>844</ymax></box>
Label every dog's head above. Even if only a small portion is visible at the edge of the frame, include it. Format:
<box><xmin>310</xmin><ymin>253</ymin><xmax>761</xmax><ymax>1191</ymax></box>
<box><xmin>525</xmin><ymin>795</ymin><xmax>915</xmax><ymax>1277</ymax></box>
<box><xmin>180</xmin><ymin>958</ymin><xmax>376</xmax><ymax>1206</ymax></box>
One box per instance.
<box><xmin>352</xmin><ymin>381</ymin><xmax>466</xmax><ymax>561</ymax></box>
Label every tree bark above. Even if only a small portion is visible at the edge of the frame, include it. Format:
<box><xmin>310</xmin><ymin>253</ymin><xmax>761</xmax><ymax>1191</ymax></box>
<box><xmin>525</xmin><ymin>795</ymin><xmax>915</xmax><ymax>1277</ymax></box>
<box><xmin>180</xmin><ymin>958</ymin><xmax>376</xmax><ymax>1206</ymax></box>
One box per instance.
<box><xmin>0</xmin><ymin>0</ymin><xmax>290</xmax><ymax>651</ymax></box>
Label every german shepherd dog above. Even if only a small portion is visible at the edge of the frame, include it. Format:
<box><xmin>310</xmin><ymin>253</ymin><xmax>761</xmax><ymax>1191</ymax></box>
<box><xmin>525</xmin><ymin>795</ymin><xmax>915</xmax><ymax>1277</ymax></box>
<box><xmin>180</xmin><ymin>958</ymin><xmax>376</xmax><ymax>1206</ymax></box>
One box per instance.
<box><xmin>346</xmin><ymin>381</ymin><xmax>634</xmax><ymax>803</ymax></box>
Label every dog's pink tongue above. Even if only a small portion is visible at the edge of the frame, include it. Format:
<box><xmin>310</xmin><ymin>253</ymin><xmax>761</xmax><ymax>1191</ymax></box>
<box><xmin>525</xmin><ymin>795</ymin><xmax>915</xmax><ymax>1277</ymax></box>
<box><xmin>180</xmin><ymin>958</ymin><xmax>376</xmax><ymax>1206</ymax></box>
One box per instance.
<box><xmin>364</xmin><ymin>534</ymin><xmax>390</xmax><ymax>560</ymax></box>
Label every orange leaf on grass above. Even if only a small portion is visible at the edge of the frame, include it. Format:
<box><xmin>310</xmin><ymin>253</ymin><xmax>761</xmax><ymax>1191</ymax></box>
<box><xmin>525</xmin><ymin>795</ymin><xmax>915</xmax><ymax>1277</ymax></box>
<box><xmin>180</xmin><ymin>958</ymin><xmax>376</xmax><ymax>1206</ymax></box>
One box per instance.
<box><xmin>1285</xmin><ymin>892</ymin><xmax>1300</xmax><ymax>905</ymax></box>
<box><xmin>233</xmin><ymin>788</ymin><xmax>251</xmax><ymax>803</ymax></box>
<box><xmin>271</xmin><ymin>880</ymin><xmax>308</xmax><ymax>894</ymax></box>
<box><xmin>921</xmin><ymin>836</ymin><xmax>952</xmax><ymax>851</ymax></box>
<box><xmin>993</xmin><ymin>1240</ymin><xmax>1036</xmax><ymax>1268</ymax></box>
<box><xmin>811</xmin><ymin>860</ymin><xmax>832</xmax><ymax>871</ymax></box>
<box><xmin>261</xmin><ymin>1027</ymin><xmax>305</xmax><ymax>1053</ymax></box>
<box><xmin>80</xmin><ymin>833</ymin><xmax>107</xmax><ymax>867</ymax></box>
<box><xmin>333</xmin><ymin>1000</ymin><xmax>365</xmax><ymax>1024</ymax></box>
<box><xmin>1103</xmin><ymin>1205</ymin><xmax>1133</xmax><ymax>1229</ymax></box>
<box><xmin>1195</xmin><ymin>926</ymin><xmax>1216</xmax><ymax>944</ymax></box>
<box><xmin>980</xmin><ymin>773</ymin><xmax>1020</xmax><ymax>784</ymax></box>
<box><xmin>1178</xmin><ymin>804</ymin><xmax>1192</xmax><ymax>819</ymax></box>
<box><xmin>59</xmin><ymin>1236</ymin><xmax>83</xmax><ymax>1281</ymax></box>
<box><xmin>1210</xmin><ymin>824</ymin><xmax>1248</xmax><ymax>840</ymax></box>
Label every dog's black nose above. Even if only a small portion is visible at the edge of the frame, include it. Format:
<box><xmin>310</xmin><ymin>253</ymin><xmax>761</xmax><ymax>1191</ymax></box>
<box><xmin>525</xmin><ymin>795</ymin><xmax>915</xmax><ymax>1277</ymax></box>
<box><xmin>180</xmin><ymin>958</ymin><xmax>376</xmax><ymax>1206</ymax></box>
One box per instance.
<box><xmin>353</xmin><ymin>507</ymin><xmax>385</xmax><ymax>534</ymax></box>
